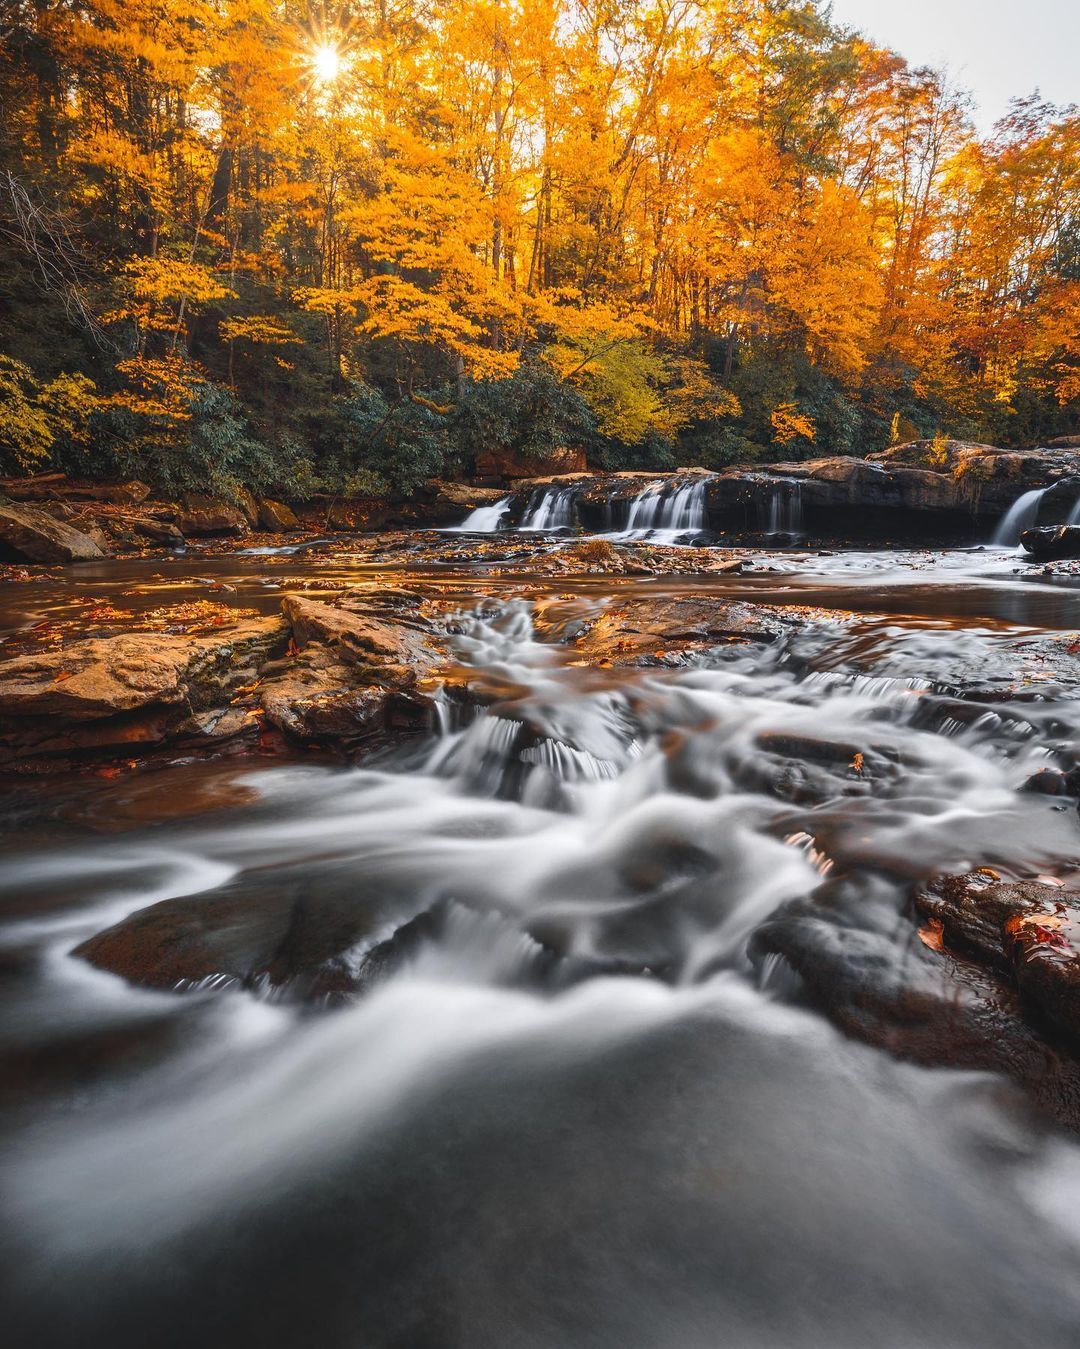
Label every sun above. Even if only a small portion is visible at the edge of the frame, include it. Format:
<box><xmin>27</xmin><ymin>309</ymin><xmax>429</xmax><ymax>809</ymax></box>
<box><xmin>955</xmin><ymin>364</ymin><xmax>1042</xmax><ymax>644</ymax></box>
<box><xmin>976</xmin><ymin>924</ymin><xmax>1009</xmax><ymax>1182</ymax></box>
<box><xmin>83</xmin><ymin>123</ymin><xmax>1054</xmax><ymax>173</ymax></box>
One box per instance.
<box><xmin>311</xmin><ymin>41</ymin><xmax>342</xmax><ymax>86</ymax></box>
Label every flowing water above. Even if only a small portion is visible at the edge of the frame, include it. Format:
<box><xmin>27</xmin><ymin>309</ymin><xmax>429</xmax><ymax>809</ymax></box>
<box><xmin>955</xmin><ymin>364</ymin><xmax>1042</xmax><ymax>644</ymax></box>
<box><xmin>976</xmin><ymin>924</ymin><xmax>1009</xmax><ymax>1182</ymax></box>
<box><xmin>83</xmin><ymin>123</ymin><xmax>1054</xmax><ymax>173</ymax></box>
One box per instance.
<box><xmin>991</xmin><ymin>485</ymin><xmax>1052</xmax><ymax>546</ymax></box>
<box><xmin>3</xmin><ymin>542</ymin><xmax>1080</xmax><ymax>1347</ymax></box>
<box><xmin>606</xmin><ymin>477</ymin><xmax>710</xmax><ymax>542</ymax></box>
<box><xmin>520</xmin><ymin>484</ymin><xmax>580</xmax><ymax>531</ymax></box>
<box><xmin>448</xmin><ymin>495</ymin><xmax>513</xmax><ymax>532</ymax></box>
<box><xmin>761</xmin><ymin>479</ymin><xmax>804</xmax><ymax>537</ymax></box>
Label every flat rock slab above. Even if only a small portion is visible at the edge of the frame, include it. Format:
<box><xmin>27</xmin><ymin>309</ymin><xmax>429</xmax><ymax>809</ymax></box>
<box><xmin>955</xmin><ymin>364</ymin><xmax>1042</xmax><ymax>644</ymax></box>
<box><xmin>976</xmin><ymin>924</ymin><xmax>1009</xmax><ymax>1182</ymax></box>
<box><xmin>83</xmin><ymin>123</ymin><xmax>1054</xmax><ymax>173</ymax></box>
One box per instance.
<box><xmin>570</xmin><ymin>596</ymin><xmax>802</xmax><ymax>665</ymax></box>
<box><xmin>0</xmin><ymin>619</ymin><xmax>284</xmax><ymax>722</ymax></box>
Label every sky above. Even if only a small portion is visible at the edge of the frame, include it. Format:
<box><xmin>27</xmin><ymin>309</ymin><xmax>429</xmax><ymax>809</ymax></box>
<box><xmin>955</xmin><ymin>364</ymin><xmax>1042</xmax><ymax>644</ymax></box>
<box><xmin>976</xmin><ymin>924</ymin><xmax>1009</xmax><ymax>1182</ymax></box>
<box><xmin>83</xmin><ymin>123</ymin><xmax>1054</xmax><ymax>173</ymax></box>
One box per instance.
<box><xmin>828</xmin><ymin>0</ymin><xmax>1078</xmax><ymax>131</ymax></box>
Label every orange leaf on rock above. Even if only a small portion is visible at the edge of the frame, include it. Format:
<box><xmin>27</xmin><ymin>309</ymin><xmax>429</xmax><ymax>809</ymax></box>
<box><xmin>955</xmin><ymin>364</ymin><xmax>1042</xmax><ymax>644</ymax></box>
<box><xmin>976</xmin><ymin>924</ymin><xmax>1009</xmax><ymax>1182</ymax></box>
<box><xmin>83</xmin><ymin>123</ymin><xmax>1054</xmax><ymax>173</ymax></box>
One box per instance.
<box><xmin>918</xmin><ymin>918</ymin><xmax>946</xmax><ymax>952</ymax></box>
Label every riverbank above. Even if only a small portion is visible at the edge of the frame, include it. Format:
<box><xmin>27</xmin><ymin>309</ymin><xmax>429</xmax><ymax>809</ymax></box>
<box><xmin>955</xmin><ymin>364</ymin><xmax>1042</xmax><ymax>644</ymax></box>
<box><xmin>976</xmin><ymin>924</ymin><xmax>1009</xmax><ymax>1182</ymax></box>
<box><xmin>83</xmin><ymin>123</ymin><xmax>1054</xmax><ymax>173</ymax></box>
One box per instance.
<box><xmin>4</xmin><ymin>439</ymin><xmax>1080</xmax><ymax>567</ymax></box>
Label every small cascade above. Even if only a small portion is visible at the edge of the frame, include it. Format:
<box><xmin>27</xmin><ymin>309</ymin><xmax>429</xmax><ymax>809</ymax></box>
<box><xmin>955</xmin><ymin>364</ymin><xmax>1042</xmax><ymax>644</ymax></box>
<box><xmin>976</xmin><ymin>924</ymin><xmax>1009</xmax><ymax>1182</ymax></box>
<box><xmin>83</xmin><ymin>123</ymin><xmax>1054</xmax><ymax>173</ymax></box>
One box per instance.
<box><xmin>990</xmin><ymin>486</ymin><xmax>1051</xmax><ymax>546</ymax></box>
<box><xmin>1067</xmin><ymin>490</ymin><xmax>1080</xmax><ymax>526</ymax></box>
<box><xmin>520</xmin><ymin>485</ymin><xmax>578</xmax><ymax>531</ymax></box>
<box><xmin>452</xmin><ymin>495</ymin><xmax>512</xmax><ymax>532</ymax></box>
<box><xmin>612</xmin><ymin>476</ymin><xmax>709</xmax><ymax>540</ymax></box>
<box><xmin>763</xmin><ymin>480</ymin><xmax>804</xmax><ymax>537</ymax></box>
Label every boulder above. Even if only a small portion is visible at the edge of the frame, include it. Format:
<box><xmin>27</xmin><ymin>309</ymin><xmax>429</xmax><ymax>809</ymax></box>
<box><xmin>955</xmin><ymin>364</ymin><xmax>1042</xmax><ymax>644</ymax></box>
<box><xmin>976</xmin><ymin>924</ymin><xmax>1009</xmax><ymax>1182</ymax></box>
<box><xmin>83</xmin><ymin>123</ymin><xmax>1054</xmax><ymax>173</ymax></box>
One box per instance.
<box><xmin>72</xmin><ymin>864</ymin><xmax>428</xmax><ymax>1001</ymax></box>
<box><xmin>257</xmin><ymin>498</ymin><xmax>301</xmax><ymax>531</ymax></box>
<box><xmin>234</xmin><ymin>485</ymin><xmax>260</xmax><ymax>528</ymax></box>
<box><xmin>1021</xmin><ymin>525</ymin><xmax>1080</xmax><ymax>560</ymax></box>
<box><xmin>281</xmin><ymin>593</ymin><xmax>436</xmax><ymax>679</ymax></box>
<box><xmin>293</xmin><ymin>498</ymin><xmax>390</xmax><ymax>531</ymax></box>
<box><xmin>126</xmin><ymin>516</ymin><xmax>184</xmax><ymax>546</ymax></box>
<box><xmin>426</xmin><ymin>481</ymin><xmax>509</xmax><ymax>521</ymax></box>
<box><xmin>750</xmin><ymin>894</ymin><xmax>1080</xmax><ymax>1131</ymax></box>
<box><xmin>260</xmin><ymin>646</ymin><xmax>394</xmax><ymax>745</ymax></box>
<box><xmin>0</xmin><ymin>497</ymin><xmax>105</xmax><ymax>563</ymax></box>
<box><xmin>178</xmin><ymin>494</ymin><xmax>249</xmax><ymax>536</ymax></box>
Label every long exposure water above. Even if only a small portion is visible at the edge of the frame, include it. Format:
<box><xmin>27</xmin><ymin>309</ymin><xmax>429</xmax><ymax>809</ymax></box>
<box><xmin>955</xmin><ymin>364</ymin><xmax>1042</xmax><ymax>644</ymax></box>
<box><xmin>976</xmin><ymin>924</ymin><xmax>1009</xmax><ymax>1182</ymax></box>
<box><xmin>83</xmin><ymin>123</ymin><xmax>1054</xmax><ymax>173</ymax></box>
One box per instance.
<box><xmin>3</xmin><ymin>539</ymin><xmax>1080</xmax><ymax>1347</ymax></box>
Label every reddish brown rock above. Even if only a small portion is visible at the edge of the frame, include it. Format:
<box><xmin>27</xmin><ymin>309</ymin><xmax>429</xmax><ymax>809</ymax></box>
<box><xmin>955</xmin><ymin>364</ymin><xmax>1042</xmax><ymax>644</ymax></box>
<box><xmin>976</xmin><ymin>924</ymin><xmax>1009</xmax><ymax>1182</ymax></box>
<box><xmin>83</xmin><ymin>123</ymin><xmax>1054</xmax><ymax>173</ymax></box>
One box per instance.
<box><xmin>0</xmin><ymin>619</ymin><xmax>283</xmax><ymax>723</ymax></box>
<box><xmin>916</xmin><ymin>872</ymin><xmax>1080</xmax><ymax>1043</ymax></box>
<box><xmin>260</xmin><ymin>647</ymin><xmax>392</xmax><ymax>745</ymax></box>
<box><xmin>474</xmin><ymin>445</ymin><xmax>587</xmax><ymax>481</ymax></box>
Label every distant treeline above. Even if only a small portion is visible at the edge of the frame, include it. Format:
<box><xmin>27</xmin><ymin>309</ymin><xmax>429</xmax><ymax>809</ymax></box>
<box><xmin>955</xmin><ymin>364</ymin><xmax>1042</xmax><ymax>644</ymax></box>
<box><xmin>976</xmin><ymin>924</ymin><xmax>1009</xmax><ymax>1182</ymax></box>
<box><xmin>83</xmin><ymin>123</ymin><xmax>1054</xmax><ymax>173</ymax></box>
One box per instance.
<box><xmin>0</xmin><ymin>0</ymin><xmax>1077</xmax><ymax>498</ymax></box>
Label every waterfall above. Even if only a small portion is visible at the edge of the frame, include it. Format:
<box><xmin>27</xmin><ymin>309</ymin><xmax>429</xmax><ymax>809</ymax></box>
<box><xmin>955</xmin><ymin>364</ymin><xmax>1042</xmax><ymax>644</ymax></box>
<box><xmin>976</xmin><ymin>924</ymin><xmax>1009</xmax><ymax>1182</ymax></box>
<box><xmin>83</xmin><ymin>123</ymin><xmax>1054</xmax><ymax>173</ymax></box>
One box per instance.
<box><xmin>763</xmin><ymin>480</ymin><xmax>804</xmax><ymax>537</ymax></box>
<box><xmin>990</xmin><ymin>486</ymin><xmax>1051</xmax><ymax>546</ymax></box>
<box><xmin>611</xmin><ymin>477</ymin><xmax>709</xmax><ymax>541</ymax></box>
<box><xmin>452</xmin><ymin>495</ymin><xmax>512</xmax><ymax>532</ymax></box>
<box><xmin>520</xmin><ymin>485</ymin><xmax>578</xmax><ymax>530</ymax></box>
<box><xmin>1067</xmin><ymin>491</ymin><xmax>1080</xmax><ymax>526</ymax></box>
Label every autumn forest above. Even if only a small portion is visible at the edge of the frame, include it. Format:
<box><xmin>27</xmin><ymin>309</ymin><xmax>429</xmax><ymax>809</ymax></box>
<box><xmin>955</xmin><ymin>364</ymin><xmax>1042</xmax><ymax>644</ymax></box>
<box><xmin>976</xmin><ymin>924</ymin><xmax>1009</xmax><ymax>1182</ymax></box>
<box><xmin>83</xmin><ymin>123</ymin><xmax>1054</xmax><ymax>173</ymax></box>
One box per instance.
<box><xmin>1</xmin><ymin>0</ymin><xmax>1078</xmax><ymax>500</ymax></box>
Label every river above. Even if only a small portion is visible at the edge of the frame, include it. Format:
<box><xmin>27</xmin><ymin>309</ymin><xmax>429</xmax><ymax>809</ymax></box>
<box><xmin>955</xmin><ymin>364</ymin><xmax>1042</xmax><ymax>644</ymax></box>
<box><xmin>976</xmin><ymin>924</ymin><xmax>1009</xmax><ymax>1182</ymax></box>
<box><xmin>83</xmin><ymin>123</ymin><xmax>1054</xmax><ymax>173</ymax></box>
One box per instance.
<box><xmin>2</xmin><ymin>538</ymin><xmax>1080</xmax><ymax>1347</ymax></box>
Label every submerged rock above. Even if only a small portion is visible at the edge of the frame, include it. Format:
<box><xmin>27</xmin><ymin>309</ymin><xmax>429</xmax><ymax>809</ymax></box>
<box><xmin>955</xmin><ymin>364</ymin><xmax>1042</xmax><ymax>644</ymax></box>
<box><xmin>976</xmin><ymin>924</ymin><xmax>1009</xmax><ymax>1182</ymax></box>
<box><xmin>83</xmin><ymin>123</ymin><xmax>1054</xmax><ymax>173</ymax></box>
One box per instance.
<box><xmin>73</xmin><ymin>864</ymin><xmax>431</xmax><ymax>1001</ymax></box>
<box><xmin>0</xmin><ymin>498</ymin><xmax>105</xmax><ymax>563</ymax></box>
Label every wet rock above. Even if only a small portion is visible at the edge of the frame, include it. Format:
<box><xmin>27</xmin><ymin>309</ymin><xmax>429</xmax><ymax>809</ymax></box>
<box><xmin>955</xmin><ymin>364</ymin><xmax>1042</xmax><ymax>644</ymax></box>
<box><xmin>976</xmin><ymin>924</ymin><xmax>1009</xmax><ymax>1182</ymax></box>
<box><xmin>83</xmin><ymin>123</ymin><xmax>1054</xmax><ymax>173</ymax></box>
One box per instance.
<box><xmin>73</xmin><ymin>865</ymin><xmax>428</xmax><ymax>1001</ymax></box>
<box><xmin>0</xmin><ymin>618</ymin><xmax>286</xmax><ymax>768</ymax></box>
<box><xmin>257</xmin><ymin>499</ymin><xmax>301</xmax><ymax>532</ymax></box>
<box><xmin>751</xmin><ymin>889</ymin><xmax>1080</xmax><ymax>1131</ymax></box>
<box><xmin>572</xmin><ymin>596</ymin><xmax>794</xmax><ymax>665</ymax></box>
<box><xmin>1022</xmin><ymin>767</ymin><xmax>1080</xmax><ymax>796</ymax></box>
<box><xmin>282</xmin><ymin>593</ymin><xmax>438</xmax><ymax>682</ymax></box>
<box><xmin>0</xmin><ymin>498</ymin><xmax>105</xmax><ymax>563</ymax></box>
<box><xmin>916</xmin><ymin>872</ymin><xmax>1080</xmax><ymax>1043</ymax></box>
<box><xmin>178</xmin><ymin>494</ymin><xmax>249</xmax><ymax>536</ymax></box>
<box><xmin>1020</xmin><ymin>526</ymin><xmax>1080</xmax><ymax>561</ymax></box>
<box><xmin>260</xmin><ymin>647</ymin><xmax>394</xmax><ymax>746</ymax></box>
<box><xmin>0</xmin><ymin>619</ymin><xmax>283</xmax><ymax>723</ymax></box>
<box><xmin>258</xmin><ymin>593</ymin><xmax>448</xmax><ymax>748</ymax></box>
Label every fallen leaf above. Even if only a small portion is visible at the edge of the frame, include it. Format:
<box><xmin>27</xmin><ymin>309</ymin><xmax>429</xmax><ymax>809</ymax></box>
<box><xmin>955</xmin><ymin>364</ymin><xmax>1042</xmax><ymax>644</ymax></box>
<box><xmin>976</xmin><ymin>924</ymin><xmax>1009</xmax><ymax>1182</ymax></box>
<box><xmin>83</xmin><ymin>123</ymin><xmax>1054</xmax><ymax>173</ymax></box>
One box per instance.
<box><xmin>918</xmin><ymin>917</ymin><xmax>946</xmax><ymax>952</ymax></box>
<box><xmin>52</xmin><ymin>670</ymin><xmax>74</xmax><ymax>683</ymax></box>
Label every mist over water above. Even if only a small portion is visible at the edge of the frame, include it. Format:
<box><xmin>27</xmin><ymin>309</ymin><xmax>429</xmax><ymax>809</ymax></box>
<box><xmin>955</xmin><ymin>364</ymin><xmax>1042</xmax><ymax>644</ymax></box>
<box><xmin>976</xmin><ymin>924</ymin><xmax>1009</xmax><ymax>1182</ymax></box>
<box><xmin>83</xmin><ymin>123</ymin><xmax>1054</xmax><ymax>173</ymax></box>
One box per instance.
<box><xmin>3</xmin><ymin>545</ymin><xmax>1080</xmax><ymax>1347</ymax></box>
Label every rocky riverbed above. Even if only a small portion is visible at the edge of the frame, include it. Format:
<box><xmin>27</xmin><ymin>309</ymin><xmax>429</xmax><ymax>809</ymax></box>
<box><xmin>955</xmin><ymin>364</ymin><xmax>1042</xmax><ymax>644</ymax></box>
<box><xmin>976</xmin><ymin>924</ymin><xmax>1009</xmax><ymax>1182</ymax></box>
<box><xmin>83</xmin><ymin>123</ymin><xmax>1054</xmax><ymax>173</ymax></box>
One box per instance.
<box><xmin>2</xmin><ymin>519</ymin><xmax>1080</xmax><ymax>1348</ymax></box>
